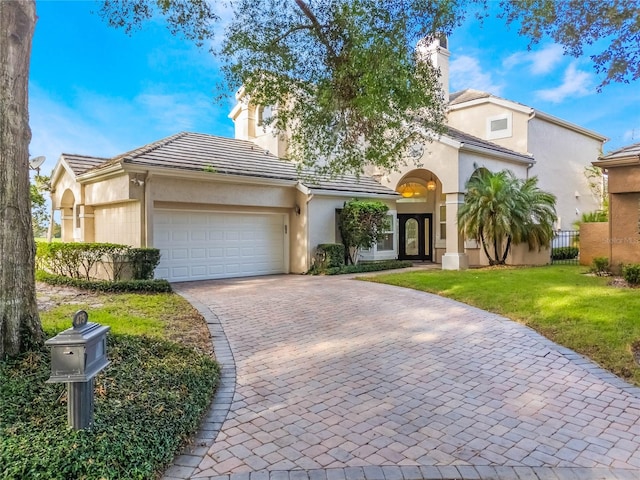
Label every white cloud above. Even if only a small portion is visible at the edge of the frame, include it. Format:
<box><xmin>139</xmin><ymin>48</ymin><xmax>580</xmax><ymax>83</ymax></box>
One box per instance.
<box><xmin>450</xmin><ymin>55</ymin><xmax>504</xmax><ymax>95</ymax></box>
<box><xmin>535</xmin><ymin>63</ymin><xmax>592</xmax><ymax>103</ymax></box>
<box><xmin>503</xmin><ymin>44</ymin><xmax>564</xmax><ymax>75</ymax></box>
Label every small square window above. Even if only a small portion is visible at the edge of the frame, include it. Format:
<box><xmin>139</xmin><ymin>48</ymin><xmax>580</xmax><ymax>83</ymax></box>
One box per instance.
<box><xmin>490</xmin><ymin>118</ymin><xmax>508</xmax><ymax>132</ymax></box>
<box><xmin>486</xmin><ymin>113</ymin><xmax>512</xmax><ymax>140</ymax></box>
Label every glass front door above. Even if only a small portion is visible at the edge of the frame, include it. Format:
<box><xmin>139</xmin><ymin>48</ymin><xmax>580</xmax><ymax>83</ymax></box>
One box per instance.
<box><xmin>398</xmin><ymin>214</ymin><xmax>432</xmax><ymax>261</ymax></box>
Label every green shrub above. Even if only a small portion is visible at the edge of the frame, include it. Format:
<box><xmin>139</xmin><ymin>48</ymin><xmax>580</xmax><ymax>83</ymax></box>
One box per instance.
<box><xmin>339</xmin><ymin>200</ymin><xmax>389</xmax><ymax>265</ymax></box>
<box><xmin>129</xmin><ymin>248</ymin><xmax>162</xmax><ymax>280</ymax></box>
<box><xmin>310</xmin><ymin>243</ymin><xmax>346</xmax><ymax>273</ymax></box>
<box><xmin>324</xmin><ymin>259</ymin><xmax>412</xmax><ymax>275</ymax></box>
<box><xmin>36</xmin><ymin>271</ymin><xmax>172</xmax><ymax>293</ymax></box>
<box><xmin>0</xmin><ymin>335</ymin><xmax>219</xmax><ymax>480</ymax></box>
<box><xmin>551</xmin><ymin>246</ymin><xmax>579</xmax><ymax>260</ymax></box>
<box><xmin>622</xmin><ymin>264</ymin><xmax>640</xmax><ymax>286</ymax></box>
<box><xmin>590</xmin><ymin>256</ymin><xmax>610</xmax><ymax>276</ymax></box>
<box><xmin>36</xmin><ymin>242</ymin><xmax>162</xmax><ymax>282</ymax></box>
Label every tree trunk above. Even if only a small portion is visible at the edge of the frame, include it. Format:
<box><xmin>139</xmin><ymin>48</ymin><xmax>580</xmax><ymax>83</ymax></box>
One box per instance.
<box><xmin>0</xmin><ymin>0</ymin><xmax>43</xmax><ymax>358</ymax></box>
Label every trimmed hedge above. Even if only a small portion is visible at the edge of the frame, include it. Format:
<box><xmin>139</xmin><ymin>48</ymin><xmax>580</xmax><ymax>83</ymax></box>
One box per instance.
<box><xmin>324</xmin><ymin>260</ymin><xmax>413</xmax><ymax>275</ymax></box>
<box><xmin>36</xmin><ymin>271</ymin><xmax>172</xmax><ymax>293</ymax></box>
<box><xmin>622</xmin><ymin>264</ymin><xmax>640</xmax><ymax>286</ymax></box>
<box><xmin>0</xmin><ymin>334</ymin><xmax>219</xmax><ymax>480</ymax></box>
<box><xmin>36</xmin><ymin>242</ymin><xmax>162</xmax><ymax>281</ymax></box>
<box><xmin>551</xmin><ymin>246</ymin><xmax>579</xmax><ymax>260</ymax></box>
<box><xmin>129</xmin><ymin>248</ymin><xmax>162</xmax><ymax>280</ymax></box>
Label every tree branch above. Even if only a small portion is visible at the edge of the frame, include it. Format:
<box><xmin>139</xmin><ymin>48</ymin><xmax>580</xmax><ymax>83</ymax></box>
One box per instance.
<box><xmin>293</xmin><ymin>0</ymin><xmax>338</xmax><ymax>60</ymax></box>
<box><xmin>268</xmin><ymin>23</ymin><xmax>315</xmax><ymax>47</ymax></box>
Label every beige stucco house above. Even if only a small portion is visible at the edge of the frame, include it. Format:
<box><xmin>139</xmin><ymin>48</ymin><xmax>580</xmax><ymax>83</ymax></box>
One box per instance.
<box><xmin>50</xmin><ymin>37</ymin><xmax>608</xmax><ymax>281</ymax></box>
<box><xmin>50</xmin><ymin>133</ymin><xmax>398</xmax><ymax>282</ymax></box>
<box><xmin>228</xmin><ymin>37</ymin><xmax>607</xmax><ymax>271</ymax></box>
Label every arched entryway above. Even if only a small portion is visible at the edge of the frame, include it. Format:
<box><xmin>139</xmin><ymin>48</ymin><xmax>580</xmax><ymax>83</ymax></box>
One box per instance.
<box><xmin>395</xmin><ymin>170</ymin><xmax>443</xmax><ymax>262</ymax></box>
<box><xmin>59</xmin><ymin>189</ymin><xmax>76</xmax><ymax>242</ymax></box>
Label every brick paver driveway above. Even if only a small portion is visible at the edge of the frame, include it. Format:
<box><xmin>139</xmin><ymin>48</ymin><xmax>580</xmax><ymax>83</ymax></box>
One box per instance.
<box><xmin>164</xmin><ymin>274</ymin><xmax>640</xmax><ymax>480</ymax></box>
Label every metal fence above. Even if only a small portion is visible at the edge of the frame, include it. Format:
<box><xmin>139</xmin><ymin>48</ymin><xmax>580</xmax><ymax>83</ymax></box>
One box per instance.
<box><xmin>551</xmin><ymin>230</ymin><xmax>580</xmax><ymax>264</ymax></box>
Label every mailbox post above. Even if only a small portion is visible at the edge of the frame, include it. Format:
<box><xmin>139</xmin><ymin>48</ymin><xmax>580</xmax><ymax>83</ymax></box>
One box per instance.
<box><xmin>45</xmin><ymin>310</ymin><xmax>110</xmax><ymax>430</ymax></box>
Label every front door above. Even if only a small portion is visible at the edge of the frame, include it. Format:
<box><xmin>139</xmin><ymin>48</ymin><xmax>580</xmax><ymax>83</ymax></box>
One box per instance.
<box><xmin>398</xmin><ymin>214</ymin><xmax>432</xmax><ymax>261</ymax></box>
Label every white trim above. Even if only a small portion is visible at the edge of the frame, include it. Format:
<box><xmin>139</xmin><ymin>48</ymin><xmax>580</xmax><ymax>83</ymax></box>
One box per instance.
<box><xmin>308</xmin><ymin>188</ymin><xmax>399</xmax><ymax>199</ymax></box>
<box><xmin>448</xmin><ymin>95</ymin><xmax>533</xmax><ymax>115</ymax></box>
<box><xmin>486</xmin><ymin>112</ymin><xmax>513</xmax><ymax>140</ymax></box>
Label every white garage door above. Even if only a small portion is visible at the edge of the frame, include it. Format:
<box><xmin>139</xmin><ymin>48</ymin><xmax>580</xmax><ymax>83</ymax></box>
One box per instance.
<box><xmin>154</xmin><ymin>210</ymin><xmax>286</xmax><ymax>281</ymax></box>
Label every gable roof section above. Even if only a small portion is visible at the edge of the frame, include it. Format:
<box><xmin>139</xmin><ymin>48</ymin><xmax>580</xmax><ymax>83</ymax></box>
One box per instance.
<box><xmin>63</xmin><ymin>154</ymin><xmax>111</xmax><ymax>175</ymax></box>
<box><xmin>448</xmin><ymin>89</ymin><xmax>607</xmax><ymax>142</ymax></box>
<box><xmin>70</xmin><ymin>132</ymin><xmax>397</xmax><ymax>197</ymax></box>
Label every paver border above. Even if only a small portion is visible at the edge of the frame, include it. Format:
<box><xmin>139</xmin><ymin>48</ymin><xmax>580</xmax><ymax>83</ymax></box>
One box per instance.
<box><xmin>163</xmin><ymin>287</ymin><xmax>237</xmax><ymax>480</ymax></box>
<box><xmin>162</xmin><ymin>277</ymin><xmax>640</xmax><ymax>480</ymax></box>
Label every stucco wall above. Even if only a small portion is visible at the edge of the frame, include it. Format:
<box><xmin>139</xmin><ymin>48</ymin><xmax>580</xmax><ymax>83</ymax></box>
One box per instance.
<box><xmin>52</xmin><ymin>166</ymin><xmax>82</xmax><ymax>208</ymax></box>
<box><xmin>609</xmin><ymin>193</ymin><xmax>640</xmax><ymax>271</ymax></box>
<box><xmin>84</xmin><ymin>174</ymin><xmax>134</xmax><ymax>205</ymax></box>
<box><xmin>608</xmin><ymin>164</ymin><xmax>640</xmax><ymax>193</ymax></box>
<box><xmin>289</xmin><ymin>189</ymin><xmax>309</xmax><ymax>274</ymax></box>
<box><xmin>528</xmin><ymin>117</ymin><xmax>603</xmax><ymax>230</ymax></box>
<box><xmin>307</xmin><ymin>195</ymin><xmax>396</xmax><ymax>267</ymax></box>
<box><xmin>466</xmin><ymin>241</ymin><xmax>550</xmax><ymax>267</ymax></box>
<box><xmin>94</xmin><ymin>202</ymin><xmax>142</xmax><ymax>247</ymax></box>
<box><xmin>447</xmin><ymin>102</ymin><xmax>531</xmax><ymax>154</ymax></box>
<box><xmin>384</xmin><ymin>141</ymin><xmax>460</xmax><ymax>194</ymax></box>
<box><xmin>579</xmin><ymin>223</ymin><xmax>610</xmax><ymax>267</ymax></box>
<box><xmin>151</xmin><ymin>176</ymin><xmax>295</xmax><ymax>208</ymax></box>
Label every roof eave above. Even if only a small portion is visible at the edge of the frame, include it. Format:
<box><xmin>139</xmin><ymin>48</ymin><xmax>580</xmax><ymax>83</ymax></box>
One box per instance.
<box><xmin>460</xmin><ymin>143</ymin><xmax>535</xmax><ymax>166</ymax></box>
<box><xmin>593</xmin><ymin>156</ymin><xmax>640</xmax><ymax>168</ymax></box>
<box><xmin>307</xmin><ymin>187</ymin><xmax>399</xmax><ymax>199</ymax></box>
<box><xmin>76</xmin><ymin>162</ymin><xmax>125</xmax><ymax>182</ymax></box>
<box><xmin>123</xmin><ymin>162</ymin><xmax>300</xmax><ymax>188</ymax></box>
<box><xmin>448</xmin><ymin>95</ymin><xmax>532</xmax><ymax>115</ymax></box>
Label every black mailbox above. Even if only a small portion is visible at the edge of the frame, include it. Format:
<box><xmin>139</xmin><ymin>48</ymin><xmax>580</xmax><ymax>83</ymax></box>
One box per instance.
<box><xmin>45</xmin><ymin>310</ymin><xmax>110</xmax><ymax>384</ymax></box>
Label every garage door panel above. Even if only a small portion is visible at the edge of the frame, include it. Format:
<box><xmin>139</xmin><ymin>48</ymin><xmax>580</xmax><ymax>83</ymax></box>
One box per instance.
<box><xmin>154</xmin><ymin>210</ymin><xmax>285</xmax><ymax>281</ymax></box>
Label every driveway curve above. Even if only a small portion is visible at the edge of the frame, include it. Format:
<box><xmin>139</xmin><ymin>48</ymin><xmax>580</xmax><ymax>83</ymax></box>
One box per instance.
<box><xmin>164</xmin><ymin>274</ymin><xmax>640</xmax><ymax>480</ymax></box>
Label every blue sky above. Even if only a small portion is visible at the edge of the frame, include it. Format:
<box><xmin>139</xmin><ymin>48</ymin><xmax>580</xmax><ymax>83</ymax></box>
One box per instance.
<box><xmin>30</xmin><ymin>1</ymin><xmax>640</xmax><ymax>178</ymax></box>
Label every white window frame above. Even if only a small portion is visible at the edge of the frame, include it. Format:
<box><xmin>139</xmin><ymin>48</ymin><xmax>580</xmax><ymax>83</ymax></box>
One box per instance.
<box><xmin>359</xmin><ymin>211</ymin><xmax>397</xmax><ymax>261</ymax></box>
<box><xmin>486</xmin><ymin>112</ymin><xmax>512</xmax><ymax>140</ymax></box>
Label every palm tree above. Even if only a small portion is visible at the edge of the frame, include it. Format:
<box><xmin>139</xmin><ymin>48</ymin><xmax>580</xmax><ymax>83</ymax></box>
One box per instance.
<box><xmin>458</xmin><ymin>168</ymin><xmax>557</xmax><ymax>265</ymax></box>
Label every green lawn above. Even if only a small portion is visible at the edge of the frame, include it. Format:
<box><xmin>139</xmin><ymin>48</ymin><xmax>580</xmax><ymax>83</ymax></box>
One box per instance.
<box><xmin>1</xmin><ymin>291</ymin><xmax>219</xmax><ymax>480</ymax></box>
<box><xmin>364</xmin><ymin>265</ymin><xmax>640</xmax><ymax>387</ymax></box>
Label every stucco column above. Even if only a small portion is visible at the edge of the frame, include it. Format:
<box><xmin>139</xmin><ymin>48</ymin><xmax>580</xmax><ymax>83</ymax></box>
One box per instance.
<box><xmin>61</xmin><ymin>207</ymin><xmax>74</xmax><ymax>242</ymax></box>
<box><xmin>78</xmin><ymin>205</ymin><xmax>95</xmax><ymax>242</ymax></box>
<box><xmin>442</xmin><ymin>192</ymin><xmax>469</xmax><ymax>270</ymax></box>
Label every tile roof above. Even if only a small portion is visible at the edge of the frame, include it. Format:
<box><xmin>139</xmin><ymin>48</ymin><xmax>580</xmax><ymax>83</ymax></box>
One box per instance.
<box><xmin>599</xmin><ymin>142</ymin><xmax>640</xmax><ymax>160</ymax></box>
<box><xmin>67</xmin><ymin>132</ymin><xmax>398</xmax><ymax>196</ymax></box>
<box><xmin>445</xmin><ymin>127</ymin><xmax>533</xmax><ymax>162</ymax></box>
<box><xmin>61</xmin><ymin>154</ymin><xmax>110</xmax><ymax>175</ymax></box>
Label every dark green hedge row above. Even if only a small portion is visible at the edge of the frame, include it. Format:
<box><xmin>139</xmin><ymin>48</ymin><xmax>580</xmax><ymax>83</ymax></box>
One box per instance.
<box><xmin>36</xmin><ymin>270</ymin><xmax>172</xmax><ymax>293</ymax></box>
<box><xmin>551</xmin><ymin>246</ymin><xmax>579</xmax><ymax>260</ymax></box>
<box><xmin>324</xmin><ymin>259</ymin><xmax>413</xmax><ymax>275</ymax></box>
<box><xmin>36</xmin><ymin>242</ymin><xmax>161</xmax><ymax>281</ymax></box>
<box><xmin>0</xmin><ymin>334</ymin><xmax>219</xmax><ymax>480</ymax></box>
